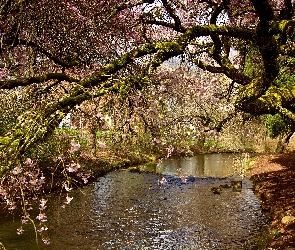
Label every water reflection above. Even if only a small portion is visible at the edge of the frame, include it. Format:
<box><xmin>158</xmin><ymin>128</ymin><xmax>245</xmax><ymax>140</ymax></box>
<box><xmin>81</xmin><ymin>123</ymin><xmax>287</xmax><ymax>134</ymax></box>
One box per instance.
<box><xmin>148</xmin><ymin>153</ymin><xmax>240</xmax><ymax>177</ymax></box>
<box><xmin>0</xmin><ymin>154</ymin><xmax>268</xmax><ymax>250</ymax></box>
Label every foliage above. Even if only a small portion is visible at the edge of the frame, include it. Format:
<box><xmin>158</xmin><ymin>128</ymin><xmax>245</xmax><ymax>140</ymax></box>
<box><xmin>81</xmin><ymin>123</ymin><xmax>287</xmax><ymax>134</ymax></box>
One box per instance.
<box><xmin>1</xmin><ymin>0</ymin><xmax>295</xmax><ymax>161</ymax></box>
<box><xmin>264</xmin><ymin>114</ymin><xmax>290</xmax><ymax>138</ymax></box>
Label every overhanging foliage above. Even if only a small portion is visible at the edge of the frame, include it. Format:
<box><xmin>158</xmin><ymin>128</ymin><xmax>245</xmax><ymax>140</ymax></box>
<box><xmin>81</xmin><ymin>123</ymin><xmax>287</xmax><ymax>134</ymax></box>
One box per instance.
<box><xmin>1</xmin><ymin>0</ymin><xmax>295</xmax><ymax>167</ymax></box>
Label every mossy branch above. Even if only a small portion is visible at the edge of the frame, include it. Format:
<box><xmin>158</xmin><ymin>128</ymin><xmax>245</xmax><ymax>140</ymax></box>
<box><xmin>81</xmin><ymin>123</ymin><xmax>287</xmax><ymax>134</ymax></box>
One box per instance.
<box><xmin>0</xmin><ymin>73</ymin><xmax>79</xmax><ymax>90</ymax></box>
<box><xmin>236</xmin><ymin>80</ymin><xmax>295</xmax><ymax>119</ymax></box>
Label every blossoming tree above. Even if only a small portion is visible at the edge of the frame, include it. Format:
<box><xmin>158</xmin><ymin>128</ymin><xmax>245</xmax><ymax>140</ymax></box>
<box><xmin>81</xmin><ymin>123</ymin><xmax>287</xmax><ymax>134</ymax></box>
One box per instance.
<box><xmin>1</xmin><ymin>0</ymin><xmax>295</xmax><ymax>175</ymax></box>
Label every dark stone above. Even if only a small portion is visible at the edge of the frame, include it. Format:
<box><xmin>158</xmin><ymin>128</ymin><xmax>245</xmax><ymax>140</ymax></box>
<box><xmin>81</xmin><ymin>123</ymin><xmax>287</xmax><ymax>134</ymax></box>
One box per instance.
<box><xmin>211</xmin><ymin>186</ymin><xmax>222</xmax><ymax>194</ymax></box>
<box><xmin>231</xmin><ymin>181</ymin><xmax>242</xmax><ymax>192</ymax></box>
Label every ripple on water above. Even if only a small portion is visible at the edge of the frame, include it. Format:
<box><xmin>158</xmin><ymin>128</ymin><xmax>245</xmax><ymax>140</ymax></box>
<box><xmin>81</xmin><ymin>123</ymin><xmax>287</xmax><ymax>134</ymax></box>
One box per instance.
<box><xmin>86</xmin><ymin>171</ymin><xmax>268</xmax><ymax>250</ymax></box>
<box><xmin>0</xmin><ymin>167</ymin><xmax>269</xmax><ymax>250</ymax></box>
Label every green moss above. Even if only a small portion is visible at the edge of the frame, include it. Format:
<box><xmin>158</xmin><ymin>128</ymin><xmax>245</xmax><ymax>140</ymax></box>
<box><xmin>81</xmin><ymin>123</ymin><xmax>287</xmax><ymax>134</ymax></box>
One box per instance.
<box><xmin>258</xmin><ymin>85</ymin><xmax>295</xmax><ymax>109</ymax></box>
<box><xmin>237</xmin><ymin>77</ymin><xmax>264</xmax><ymax>102</ymax></box>
<box><xmin>274</xmin><ymin>66</ymin><xmax>295</xmax><ymax>88</ymax></box>
<box><xmin>60</xmin><ymin>92</ymin><xmax>92</xmax><ymax>107</ymax></box>
<box><xmin>243</xmin><ymin>44</ymin><xmax>262</xmax><ymax>78</ymax></box>
<box><xmin>70</xmin><ymin>84</ymin><xmax>85</xmax><ymax>96</ymax></box>
<box><xmin>155</xmin><ymin>41</ymin><xmax>182</xmax><ymax>53</ymax></box>
<box><xmin>116</xmin><ymin>53</ymin><xmax>130</xmax><ymax>67</ymax></box>
<box><xmin>138</xmin><ymin>43</ymin><xmax>156</xmax><ymax>54</ymax></box>
<box><xmin>270</xmin><ymin>20</ymin><xmax>295</xmax><ymax>34</ymax></box>
<box><xmin>119</xmin><ymin>84</ymin><xmax>129</xmax><ymax>95</ymax></box>
<box><xmin>0</xmin><ymin>136</ymin><xmax>11</xmax><ymax>145</ymax></box>
<box><xmin>104</xmin><ymin>63</ymin><xmax>116</xmax><ymax>72</ymax></box>
<box><xmin>278</xmin><ymin>20</ymin><xmax>290</xmax><ymax>32</ymax></box>
<box><xmin>207</xmin><ymin>24</ymin><xmax>227</xmax><ymax>32</ymax></box>
<box><xmin>259</xmin><ymin>86</ymin><xmax>282</xmax><ymax>107</ymax></box>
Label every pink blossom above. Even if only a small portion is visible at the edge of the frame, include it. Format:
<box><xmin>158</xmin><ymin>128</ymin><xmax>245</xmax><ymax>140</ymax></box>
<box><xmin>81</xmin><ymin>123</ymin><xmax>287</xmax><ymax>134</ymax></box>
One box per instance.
<box><xmin>42</xmin><ymin>238</ymin><xmax>50</xmax><ymax>245</ymax></box>
<box><xmin>93</xmin><ymin>112</ymin><xmax>103</xmax><ymax>118</ymax></box>
<box><xmin>177</xmin><ymin>168</ymin><xmax>187</xmax><ymax>183</ymax></box>
<box><xmin>36</xmin><ymin>213</ymin><xmax>47</xmax><ymax>222</ymax></box>
<box><xmin>39</xmin><ymin>176</ymin><xmax>45</xmax><ymax>184</ymax></box>
<box><xmin>7</xmin><ymin>200</ymin><xmax>16</xmax><ymax>210</ymax></box>
<box><xmin>81</xmin><ymin>173</ymin><xmax>91</xmax><ymax>184</ymax></box>
<box><xmin>101</xmin><ymin>125</ymin><xmax>109</xmax><ymax>130</ymax></box>
<box><xmin>80</xmin><ymin>150</ymin><xmax>87</xmax><ymax>156</ymax></box>
<box><xmin>37</xmin><ymin>226</ymin><xmax>48</xmax><ymax>232</ymax></box>
<box><xmin>66</xmin><ymin>3</ymin><xmax>86</xmax><ymax>21</ymax></box>
<box><xmin>166</xmin><ymin>145</ymin><xmax>174</xmax><ymax>158</ymax></box>
<box><xmin>69</xmin><ymin>142</ymin><xmax>80</xmax><ymax>153</ymax></box>
<box><xmin>24</xmin><ymin>158</ymin><xmax>34</xmax><ymax>166</ymax></box>
<box><xmin>160</xmin><ymin>177</ymin><xmax>167</xmax><ymax>185</ymax></box>
<box><xmin>98</xmin><ymin>141</ymin><xmax>106</xmax><ymax>148</ymax></box>
<box><xmin>53</xmin><ymin>156</ymin><xmax>62</xmax><ymax>162</ymax></box>
<box><xmin>29</xmin><ymin>179</ymin><xmax>38</xmax><ymax>186</ymax></box>
<box><xmin>17</xmin><ymin>227</ymin><xmax>24</xmax><ymax>235</ymax></box>
<box><xmin>12</xmin><ymin>167</ymin><xmax>22</xmax><ymax>175</ymax></box>
<box><xmin>67</xmin><ymin>162</ymin><xmax>81</xmax><ymax>172</ymax></box>
<box><xmin>39</xmin><ymin>198</ymin><xmax>47</xmax><ymax>210</ymax></box>
<box><xmin>65</xmin><ymin>195</ymin><xmax>73</xmax><ymax>205</ymax></box>
<box><xmin>21</xmin><ymin>215</ymin><xmax>29</xmax><ymax>224</ymax></box>
<box><xmin>63</xmin><ymin>183</ymin><xmax>72</xmax><ymax>192</ymax></box>
<box><xmin>82</xmin><ymin>176</ymin><xmax>89</xmax><ymax>184</ymax></box>
<box><xmin>114</xmin><ymin>136</ymin><xmax>121</xmax><ymax>141</ymax></box>
<box><xmin>180</xmin><ymin>174</ymin><xmax>187</xmax><ymax>183</ymax></box>
<box><xmin>154</xmin><ymin>138</ymin><xmax>161</xmax><ymax>144</ymax></box>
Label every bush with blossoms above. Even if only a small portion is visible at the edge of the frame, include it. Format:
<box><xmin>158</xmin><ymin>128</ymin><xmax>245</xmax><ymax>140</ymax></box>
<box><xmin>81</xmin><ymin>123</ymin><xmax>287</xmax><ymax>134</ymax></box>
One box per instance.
<box><xmin>0</xmin><ymin>133</ymin><xmax>93</xmax><ymax>245</ymax></box>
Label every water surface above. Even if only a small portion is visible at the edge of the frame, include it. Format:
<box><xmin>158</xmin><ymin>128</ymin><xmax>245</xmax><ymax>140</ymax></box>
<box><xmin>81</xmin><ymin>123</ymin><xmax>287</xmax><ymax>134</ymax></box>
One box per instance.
<box><xmin>0</xmin><ymin>154</ymin><xmax>268</xmax><ymax>250</ymax></box>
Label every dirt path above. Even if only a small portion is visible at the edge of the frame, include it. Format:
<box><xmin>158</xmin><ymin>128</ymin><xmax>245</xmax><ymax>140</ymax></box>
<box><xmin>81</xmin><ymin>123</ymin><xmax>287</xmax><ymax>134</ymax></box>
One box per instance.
<box><xmin>246</xmin><ymin>153</ymin><xmax>295</xmax><ymax>250</ymax></box>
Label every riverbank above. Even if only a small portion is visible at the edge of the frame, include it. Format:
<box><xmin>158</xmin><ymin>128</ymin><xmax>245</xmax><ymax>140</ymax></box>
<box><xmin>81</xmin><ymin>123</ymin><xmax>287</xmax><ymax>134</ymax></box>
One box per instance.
<box><xmin>246</xmin><ymin>153</ymin><xmax>295</xmax><ymax>250</ymax></box>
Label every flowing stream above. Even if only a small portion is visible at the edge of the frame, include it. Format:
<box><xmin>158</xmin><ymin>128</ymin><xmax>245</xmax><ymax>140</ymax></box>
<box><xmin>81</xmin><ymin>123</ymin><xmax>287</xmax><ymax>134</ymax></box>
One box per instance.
<box><xmin>0</xmin><ymin>153</ymin><xmax>269</xmax><ymax>249</ymax></box>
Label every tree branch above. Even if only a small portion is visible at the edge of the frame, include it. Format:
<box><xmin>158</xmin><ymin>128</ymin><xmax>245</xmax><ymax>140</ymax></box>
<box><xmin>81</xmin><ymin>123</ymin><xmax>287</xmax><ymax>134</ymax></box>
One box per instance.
<box><xmin>210</xmin><ymin>0</ymin><xmax>229</xmax><ymax>61</ymax></box>
<box><xmin>250</xmin><ymin>0</ymin><xmax>274</xmax><ymax>25</ymax></box>
<box><xmin>193</xmin><ymin>58</ymin><xmax>251</xmax><ymax>86</ymax></box>
<box><xmin>249</xmin><ymin>1</ymin><xmax>279</xmax><ymax>83</ymax></box>
<box><xmin>3</xmin><ymin>38</ymin><xmax>82</xmax><ymax>68</ymax></box>
<box><xmin>161</xmin><ymin>0</ymin><xmax>185</xmax><ymax>32</ymax></box>
<box><xmin>279</xmin><ymin>0</ymin><xmax>293</xmax><ymax>20</ymax></box>
<box><xmin>0</xmin><ymin>73</ymin><xmax>78</xmax><ymax>89</ymax></box>
<box><xmin>192</xmin><ymin>59</ymin><xmax>224</xmax><ymax>74</ymax></box>
<box><xmin>142</xmin><ymin>18</ymin><xmax>178</xmax><ymax>30</ymax></box>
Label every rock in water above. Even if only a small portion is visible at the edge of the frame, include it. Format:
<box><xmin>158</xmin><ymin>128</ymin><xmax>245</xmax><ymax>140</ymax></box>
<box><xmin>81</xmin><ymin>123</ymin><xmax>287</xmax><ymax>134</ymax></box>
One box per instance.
<box><xmin>211</xmin><ymin>186</ymin><xmax>222</xmax><ymax>194</ymax></box>
<box><xmin>231</xmin><ymin>181</ymin><xmax>242</xmax><ymax>192</ymax></box>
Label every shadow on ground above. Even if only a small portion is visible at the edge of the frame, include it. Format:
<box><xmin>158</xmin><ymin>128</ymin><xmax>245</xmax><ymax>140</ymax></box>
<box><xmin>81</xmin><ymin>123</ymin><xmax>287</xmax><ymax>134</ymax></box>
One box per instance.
<box><xmin>248</xmin><ymin>153</ymin><xmax>295</xmax><ymax>250</ymax></box>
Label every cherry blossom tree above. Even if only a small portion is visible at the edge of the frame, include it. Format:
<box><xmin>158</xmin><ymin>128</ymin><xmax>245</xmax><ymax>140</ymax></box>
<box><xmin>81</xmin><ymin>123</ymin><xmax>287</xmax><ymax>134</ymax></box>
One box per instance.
<box><xmin>2</xmin><ymin>0</ymin><xmax>295</xmax><ymax>244</ymax></box>
<box><xmin>1</xmin><ymin>0</ymin><xmax>295</xmax><ymax>173</ymax></box>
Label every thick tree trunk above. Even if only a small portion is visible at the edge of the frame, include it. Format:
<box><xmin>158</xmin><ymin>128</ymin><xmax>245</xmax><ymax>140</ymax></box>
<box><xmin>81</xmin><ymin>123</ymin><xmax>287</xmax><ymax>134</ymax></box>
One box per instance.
<box><xmin>276</xmin><ymin>131</ymin><xmax>294</xmax><ymax>153</ymax></box>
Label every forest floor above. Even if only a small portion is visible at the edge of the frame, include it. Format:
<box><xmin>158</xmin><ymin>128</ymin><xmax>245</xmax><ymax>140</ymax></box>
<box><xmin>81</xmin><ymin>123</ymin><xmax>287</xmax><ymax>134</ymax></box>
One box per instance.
<box><xmin>246</xmin><ymin>153</ymin><xmax>295</xmax><ymax>250</ymax></box>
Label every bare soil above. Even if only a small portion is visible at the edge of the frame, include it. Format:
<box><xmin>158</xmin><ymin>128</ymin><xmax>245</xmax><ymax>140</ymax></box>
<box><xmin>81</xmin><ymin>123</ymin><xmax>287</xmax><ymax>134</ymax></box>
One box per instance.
<box><xmin>246</xmin><ymin>153</ymin><xmax>295</xmax><ymax>250</ymax></box>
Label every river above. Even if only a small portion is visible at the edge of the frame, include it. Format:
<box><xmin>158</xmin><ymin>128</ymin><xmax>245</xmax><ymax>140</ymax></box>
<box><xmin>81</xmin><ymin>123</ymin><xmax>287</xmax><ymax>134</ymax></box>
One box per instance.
<box><xmin>0</xmin><ymin>153</ymin><xmax>269</xmax><ymax>249</ymax></box>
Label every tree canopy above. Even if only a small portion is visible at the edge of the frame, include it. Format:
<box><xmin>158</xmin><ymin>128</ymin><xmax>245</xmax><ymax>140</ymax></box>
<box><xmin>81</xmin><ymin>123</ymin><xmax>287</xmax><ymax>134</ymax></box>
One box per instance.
<box><xmin>1</xmin><ymin>0</ymin><xmax>295</xmax><ymax>166</ymax></box>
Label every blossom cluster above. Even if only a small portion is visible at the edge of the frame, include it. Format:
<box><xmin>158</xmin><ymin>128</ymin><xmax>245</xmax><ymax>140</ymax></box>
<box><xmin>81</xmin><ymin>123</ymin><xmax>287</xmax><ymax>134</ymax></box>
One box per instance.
<box><xmin>0</xmin><ymin>137</ymin><xmax>93</xmax><ymax>246</ymax></box>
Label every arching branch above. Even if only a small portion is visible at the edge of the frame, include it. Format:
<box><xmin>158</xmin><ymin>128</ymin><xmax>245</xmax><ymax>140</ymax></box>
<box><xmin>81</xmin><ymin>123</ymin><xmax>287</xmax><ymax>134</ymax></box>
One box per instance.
<box><xmin>0</xmin><ymin>73</ymin><xmax>78</xmax><ymax>89</ymax></box>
